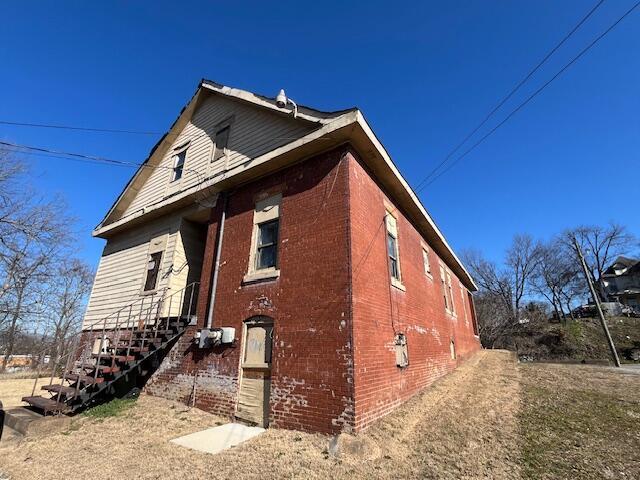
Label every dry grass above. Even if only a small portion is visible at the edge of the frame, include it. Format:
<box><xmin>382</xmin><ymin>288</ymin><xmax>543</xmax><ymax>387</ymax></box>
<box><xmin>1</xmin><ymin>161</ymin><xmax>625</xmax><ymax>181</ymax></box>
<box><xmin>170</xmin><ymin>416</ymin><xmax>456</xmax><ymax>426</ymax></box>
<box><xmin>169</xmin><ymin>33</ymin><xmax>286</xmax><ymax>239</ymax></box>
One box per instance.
<box><xmin>519</xmin><ymin>362</ymin><xmax>640</xmax><ymax>479</ymax></box>
<box><xmin>4</xmin><ymin>352</ymin><xmax>636</xmax><ymax>479</ymax></box>
<box><xmin>0</xmin><ymin>377</ymin><xmax>49</xmax><ymax>408</ymax></box>
<box><xmin>0</xmin><ymin>350</ymin><xmax>524</xmax><ymax>480</ymax></box>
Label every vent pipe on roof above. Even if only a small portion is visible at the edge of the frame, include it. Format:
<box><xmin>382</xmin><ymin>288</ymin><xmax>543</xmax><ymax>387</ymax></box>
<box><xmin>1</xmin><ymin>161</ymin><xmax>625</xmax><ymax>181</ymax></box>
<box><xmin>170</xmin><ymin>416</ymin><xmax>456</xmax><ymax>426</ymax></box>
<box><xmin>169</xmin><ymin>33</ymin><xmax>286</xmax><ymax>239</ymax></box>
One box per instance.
<box><xmin>275</xmin><ymin>89</ymin><xmax>298</xmax><ymax>118</ymax></box>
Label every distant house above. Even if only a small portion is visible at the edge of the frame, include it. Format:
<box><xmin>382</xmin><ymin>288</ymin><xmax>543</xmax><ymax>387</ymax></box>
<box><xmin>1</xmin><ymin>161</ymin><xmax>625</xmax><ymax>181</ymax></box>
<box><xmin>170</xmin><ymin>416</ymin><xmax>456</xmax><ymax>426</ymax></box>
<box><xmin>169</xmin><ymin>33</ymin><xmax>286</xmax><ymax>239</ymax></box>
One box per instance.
<box><xmin>602</xmin><ymin>256</ymin><xmax>640</xmax><ymax>309</ymax></box>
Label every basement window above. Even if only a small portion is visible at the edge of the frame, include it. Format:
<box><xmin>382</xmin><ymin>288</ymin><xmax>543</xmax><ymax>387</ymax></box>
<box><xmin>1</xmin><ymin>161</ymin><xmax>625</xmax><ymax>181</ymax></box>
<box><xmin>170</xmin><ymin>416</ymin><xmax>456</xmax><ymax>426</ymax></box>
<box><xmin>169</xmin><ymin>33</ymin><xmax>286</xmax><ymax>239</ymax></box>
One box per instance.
<box><xmin>395</xmin><ymin>333</ymin><xmax>409</xmax><ymax>368</ymax></box>
<box><xmin>450</xmin><ymin>339</ymin><xmax>456</xmax><ymax>360</ymax></box>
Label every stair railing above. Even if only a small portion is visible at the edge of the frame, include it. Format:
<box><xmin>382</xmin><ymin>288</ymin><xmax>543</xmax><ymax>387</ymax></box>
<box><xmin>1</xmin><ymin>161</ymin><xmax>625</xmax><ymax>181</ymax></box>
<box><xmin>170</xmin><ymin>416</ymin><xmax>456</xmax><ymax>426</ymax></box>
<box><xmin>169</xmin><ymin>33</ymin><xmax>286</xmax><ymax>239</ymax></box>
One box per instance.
<box><xmin>27</xmin><ymin>282</ymin><xmax>199</xmax><ymax>414</ymax></box>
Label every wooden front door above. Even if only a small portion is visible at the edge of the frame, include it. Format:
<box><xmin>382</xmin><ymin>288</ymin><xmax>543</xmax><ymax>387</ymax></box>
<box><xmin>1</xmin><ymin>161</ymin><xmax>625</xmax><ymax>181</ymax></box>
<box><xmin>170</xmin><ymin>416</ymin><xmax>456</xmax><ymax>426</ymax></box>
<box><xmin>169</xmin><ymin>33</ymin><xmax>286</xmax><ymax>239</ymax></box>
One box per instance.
<box><xmin>236</xmin><ymin>317</ymin><xmax>273</xmax><ymax>427</ymax></box>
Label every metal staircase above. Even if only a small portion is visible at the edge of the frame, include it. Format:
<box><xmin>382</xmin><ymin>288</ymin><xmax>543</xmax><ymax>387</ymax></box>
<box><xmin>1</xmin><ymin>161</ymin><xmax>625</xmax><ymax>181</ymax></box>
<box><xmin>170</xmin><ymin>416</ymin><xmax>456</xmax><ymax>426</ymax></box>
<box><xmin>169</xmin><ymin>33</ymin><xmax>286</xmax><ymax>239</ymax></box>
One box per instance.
<box><xmin>22</xmin><ymin>282</ymin><xmax>199</xmax><ymax>416</ymax></box>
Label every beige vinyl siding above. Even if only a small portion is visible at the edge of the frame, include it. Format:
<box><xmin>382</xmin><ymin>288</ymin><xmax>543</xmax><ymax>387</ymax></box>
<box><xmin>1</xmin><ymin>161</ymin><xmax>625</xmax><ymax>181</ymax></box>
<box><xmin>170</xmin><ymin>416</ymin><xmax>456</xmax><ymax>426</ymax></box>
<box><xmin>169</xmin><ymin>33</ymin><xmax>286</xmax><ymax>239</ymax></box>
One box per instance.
<box><xmin>164</xmin><ymin>220</ymin><xmax>206</xmax><ymax>318</ymax></box>
<box><xmin>83</xmin><ymin>214</ymin><xmax>183</xmax><ymax>330</ymax></box>
<box><xmin>121</xmin><ymin>94</ymin><xmax>315</xmax><ymax>219</ymax></box>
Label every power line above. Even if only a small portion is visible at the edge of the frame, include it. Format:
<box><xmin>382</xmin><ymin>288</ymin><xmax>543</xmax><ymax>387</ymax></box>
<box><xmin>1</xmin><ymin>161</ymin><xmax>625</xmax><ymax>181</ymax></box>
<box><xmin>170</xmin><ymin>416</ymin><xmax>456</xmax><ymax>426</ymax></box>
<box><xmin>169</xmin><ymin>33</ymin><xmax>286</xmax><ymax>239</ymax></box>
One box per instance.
<box><xmin>417</xmin><ymin>0</ymin><xmax>639</xmax><ymax>191</ymax></box>
<box><xmin>413</xmin><ymin>0</ymin><xmax>606</xmax><ymax>192</ymax></box>
<box><xmin>0</xmin><ymin>120</ymin><xmax>160</xmax><ymax>135</ymax></box>
<box><xmin>0</xmin><ymin>140</ymin><xmax>204</xmax><ymax>179</ymax></box>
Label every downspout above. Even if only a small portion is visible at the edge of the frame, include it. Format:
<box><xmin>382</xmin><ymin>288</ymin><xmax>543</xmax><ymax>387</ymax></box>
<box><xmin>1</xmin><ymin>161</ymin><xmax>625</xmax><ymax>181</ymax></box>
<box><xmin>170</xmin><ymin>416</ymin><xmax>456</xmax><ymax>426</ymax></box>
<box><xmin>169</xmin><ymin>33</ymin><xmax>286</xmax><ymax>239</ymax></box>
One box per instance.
<box><xmin>205</xmin><ymin>192</ymin><xmax>228</xmax><ymax>330</ymax></box>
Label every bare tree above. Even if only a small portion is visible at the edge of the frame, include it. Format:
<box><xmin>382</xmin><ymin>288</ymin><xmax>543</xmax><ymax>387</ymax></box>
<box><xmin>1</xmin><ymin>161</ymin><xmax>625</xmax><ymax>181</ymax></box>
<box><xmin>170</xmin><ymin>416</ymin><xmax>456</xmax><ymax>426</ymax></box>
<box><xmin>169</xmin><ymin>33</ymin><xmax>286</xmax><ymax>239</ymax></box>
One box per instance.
<box><xmin>531</xmin><ymin>239</ymin><xmax>583</xmax><ymax>322</ymax></box>
<box><xmin>0</xmin><ymin>152</ymin><xmax>75</xmax><ymax>371</ymax></box>
<box><xmin>563</xmin><ymin>223</ymin><xmax>636</xmax><ymax>302</ymax></box>
<box><xmin>43</xmin><ymin>259</ymin><xmax>94</xmax><ymax>365</ymax></box>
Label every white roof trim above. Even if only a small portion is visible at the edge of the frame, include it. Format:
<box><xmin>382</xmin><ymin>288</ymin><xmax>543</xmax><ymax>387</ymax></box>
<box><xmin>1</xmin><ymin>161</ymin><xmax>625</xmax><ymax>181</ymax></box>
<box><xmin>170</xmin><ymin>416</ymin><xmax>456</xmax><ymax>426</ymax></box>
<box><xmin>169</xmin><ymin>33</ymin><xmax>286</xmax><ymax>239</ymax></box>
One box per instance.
<box><xmin>353</xmin><ymin>112</ymin><xmax>477</xmax><ymax>291</ymax></box>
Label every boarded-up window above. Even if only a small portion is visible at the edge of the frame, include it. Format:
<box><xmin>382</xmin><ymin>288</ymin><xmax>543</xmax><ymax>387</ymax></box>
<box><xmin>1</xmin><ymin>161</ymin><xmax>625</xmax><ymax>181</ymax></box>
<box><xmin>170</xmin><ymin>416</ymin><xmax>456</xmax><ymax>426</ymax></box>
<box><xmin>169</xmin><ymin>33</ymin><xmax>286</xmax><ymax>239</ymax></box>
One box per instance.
<box><xmin>395</xmin><ymin>333</ymin><xmax>408</xmax><ymax>368</ymax></box>
<box><xmin>243</xmin><ymin>323</ymin><xmax>273</xmax><ymax>367</ymax></box>
<box><xmin>422</xmin><ymin>247</ymin><xmax>431</xmax><ymax>276</ymax></box>
<box><xmin>213</xmin><ymin>126</ymin><xmax>230</xmax><ymax>162</ymax></box>
<box><xmin>144</xmin><ymin>251</ymin><xmax>162</xmax><ymax>292</ymax></box>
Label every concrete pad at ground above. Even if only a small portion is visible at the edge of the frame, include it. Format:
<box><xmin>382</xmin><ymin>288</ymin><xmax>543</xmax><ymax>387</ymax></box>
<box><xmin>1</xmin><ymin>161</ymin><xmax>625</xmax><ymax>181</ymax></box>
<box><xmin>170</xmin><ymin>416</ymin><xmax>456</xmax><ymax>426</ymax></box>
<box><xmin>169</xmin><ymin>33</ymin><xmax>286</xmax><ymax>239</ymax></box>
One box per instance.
<box><xmin>170</xmin><ymin>423</ymin><xmax>265</xmax><ymax>454</ymax></box>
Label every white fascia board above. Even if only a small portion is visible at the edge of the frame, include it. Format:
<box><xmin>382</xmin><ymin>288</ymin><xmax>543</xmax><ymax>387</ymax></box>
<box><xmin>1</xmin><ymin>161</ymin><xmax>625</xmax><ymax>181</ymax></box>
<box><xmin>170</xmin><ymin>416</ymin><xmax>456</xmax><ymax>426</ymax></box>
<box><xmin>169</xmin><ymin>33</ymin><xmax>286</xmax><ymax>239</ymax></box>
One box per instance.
<box><xmin>353</xmin><ymin>112</ymin><xmax>478</xmax><ymax>291</ymax></box>
<box><xmin>200</xmin><ymin>82</ymin><xmax>334</xmax><ymax>124</ymax></box>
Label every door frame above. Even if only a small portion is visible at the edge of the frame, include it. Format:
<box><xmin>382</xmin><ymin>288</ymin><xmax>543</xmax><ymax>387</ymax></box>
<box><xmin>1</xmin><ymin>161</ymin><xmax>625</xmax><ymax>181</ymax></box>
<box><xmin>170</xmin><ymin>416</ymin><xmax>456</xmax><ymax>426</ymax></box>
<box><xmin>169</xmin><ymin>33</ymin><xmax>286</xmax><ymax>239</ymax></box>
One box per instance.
<box><xmin>235</xmin><ymin>315</ymin><xmax>274</xmax><ymax>427</ymax></box>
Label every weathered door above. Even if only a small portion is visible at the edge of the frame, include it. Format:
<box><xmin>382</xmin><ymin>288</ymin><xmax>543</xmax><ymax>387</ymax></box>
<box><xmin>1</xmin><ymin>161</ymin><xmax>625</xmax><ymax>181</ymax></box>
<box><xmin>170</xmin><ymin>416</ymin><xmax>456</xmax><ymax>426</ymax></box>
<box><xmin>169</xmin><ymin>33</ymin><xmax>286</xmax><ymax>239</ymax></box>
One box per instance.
<box><xmin>236</xmin><ymin>317</ymin><xmax>273</xmax><ymax>427</ymax></box>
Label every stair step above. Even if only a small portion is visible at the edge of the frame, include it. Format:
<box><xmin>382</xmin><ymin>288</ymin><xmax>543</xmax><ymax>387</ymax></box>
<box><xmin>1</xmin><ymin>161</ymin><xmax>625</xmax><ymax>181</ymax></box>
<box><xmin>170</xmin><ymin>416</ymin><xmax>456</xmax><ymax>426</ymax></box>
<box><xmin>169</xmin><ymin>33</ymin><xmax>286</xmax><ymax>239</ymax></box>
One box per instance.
<box><xmin>92</xmin><ymin>353</ymin><xmax>136</xmax><ymax>362</ymax></box>
<box><xmin>114</xmin><ymin>345</ymin><xmax>150</xmax><ymax>353</ymax></box>
<box><xmin>134</xmin><ymin>329</ymin><xmax>174</xmax><ymax>336</ymax></box>
<box><xmin>80</xmin><ymin>363</ymin><xmax>120</xmax><ymax>374</ymax></box>
<box><xmin>64</xmin><ymin>373</ymin><xmax>105</xmax><ymax>385</ymax></box>
<box><xmin>41</xmin><ymin>384</ymin><xmax>79</xmax><ymax>397</ymax></box>
<box><xmin>22</xmin><ymin>396</ymin><xmax>68</xmax><ymax>414</ymax></box>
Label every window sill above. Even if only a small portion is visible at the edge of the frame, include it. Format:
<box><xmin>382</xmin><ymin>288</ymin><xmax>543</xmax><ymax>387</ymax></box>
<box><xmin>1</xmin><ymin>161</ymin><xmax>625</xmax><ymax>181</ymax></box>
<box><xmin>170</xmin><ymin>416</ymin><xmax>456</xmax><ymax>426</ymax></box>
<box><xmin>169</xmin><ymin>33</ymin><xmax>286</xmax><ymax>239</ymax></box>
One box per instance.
<box><xmin>391</xmin><ymin>278</ymin><xmax>406</xmax><ymax>292</ymax></box>
<box><xmin>242</xmin><ymin>362</ymin><xmax>271</xmax><ymax>369</ymax></box>
<box><xmin>242</xmin><ymin>269</ymin><xmax>280</xmax><ymax>285</ymax></box>
<box><xmin>424</xmin><ymin>272</ymin><xmax>433</xmax><ymax>281</ymax></box>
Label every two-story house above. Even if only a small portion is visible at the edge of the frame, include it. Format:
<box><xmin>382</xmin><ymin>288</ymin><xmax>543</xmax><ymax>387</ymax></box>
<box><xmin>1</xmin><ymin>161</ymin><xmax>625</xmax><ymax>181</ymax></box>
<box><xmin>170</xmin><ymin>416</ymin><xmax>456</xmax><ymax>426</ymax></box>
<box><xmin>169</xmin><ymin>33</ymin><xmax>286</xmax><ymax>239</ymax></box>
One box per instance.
<box><xmin>603</xmin><ymin>256</ymin><xmax>640</xmax><ymax>309</ymax></box>
<box><xmin>35</xmin><ymin>80</ymin><xmax>480</xmax><ymax>434</ymax></box>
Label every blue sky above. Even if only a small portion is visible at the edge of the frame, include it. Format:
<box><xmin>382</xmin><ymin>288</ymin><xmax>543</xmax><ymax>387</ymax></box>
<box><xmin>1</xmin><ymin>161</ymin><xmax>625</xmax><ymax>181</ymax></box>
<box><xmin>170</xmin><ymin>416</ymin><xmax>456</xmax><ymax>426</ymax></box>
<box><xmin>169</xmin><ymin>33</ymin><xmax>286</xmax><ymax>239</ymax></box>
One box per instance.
<box><xmin>1</xmin><ymin>1</ymin><xmax>638</xmax><ymax>268</ymax></box>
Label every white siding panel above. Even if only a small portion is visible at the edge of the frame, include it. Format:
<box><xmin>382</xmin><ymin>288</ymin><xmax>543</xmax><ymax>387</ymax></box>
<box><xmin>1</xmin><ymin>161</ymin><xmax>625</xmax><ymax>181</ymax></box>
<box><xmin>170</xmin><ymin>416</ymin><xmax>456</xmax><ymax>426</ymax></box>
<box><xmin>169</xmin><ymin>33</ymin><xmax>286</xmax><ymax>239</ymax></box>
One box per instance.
<box><xmin>121</xmin><ymin>95</ymin><xmax>314</xmax><ymax>219</ymax></box>
<box><xmin>82</xmin><ymin>214</ymin><xmax>183</xmax><ymax>330</ymax></box>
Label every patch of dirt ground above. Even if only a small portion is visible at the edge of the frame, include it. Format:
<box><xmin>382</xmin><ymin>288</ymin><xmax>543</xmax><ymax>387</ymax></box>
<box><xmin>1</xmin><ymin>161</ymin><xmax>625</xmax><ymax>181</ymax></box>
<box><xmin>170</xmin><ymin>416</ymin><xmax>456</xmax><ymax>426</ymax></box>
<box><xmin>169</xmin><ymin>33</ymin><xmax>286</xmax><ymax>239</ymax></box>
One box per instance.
<box><xmin>0</xmin><ymin>350</ymin><xmax>522</xmax><ymax>479</ymax></box>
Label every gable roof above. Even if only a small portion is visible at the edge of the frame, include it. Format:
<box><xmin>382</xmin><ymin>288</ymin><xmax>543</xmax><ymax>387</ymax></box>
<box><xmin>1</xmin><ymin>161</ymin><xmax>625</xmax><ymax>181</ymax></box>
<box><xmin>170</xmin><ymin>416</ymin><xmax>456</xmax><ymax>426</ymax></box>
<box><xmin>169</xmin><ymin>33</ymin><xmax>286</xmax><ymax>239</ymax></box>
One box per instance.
<box><xmin>94</xmin><ymin>79</ymin><xmax>477</xmax><ymax>291</ymax></box>
<box><xmin>604</xmin><ymin>256</ymin><xmax>640</xmax><ymax>276</ymax></box>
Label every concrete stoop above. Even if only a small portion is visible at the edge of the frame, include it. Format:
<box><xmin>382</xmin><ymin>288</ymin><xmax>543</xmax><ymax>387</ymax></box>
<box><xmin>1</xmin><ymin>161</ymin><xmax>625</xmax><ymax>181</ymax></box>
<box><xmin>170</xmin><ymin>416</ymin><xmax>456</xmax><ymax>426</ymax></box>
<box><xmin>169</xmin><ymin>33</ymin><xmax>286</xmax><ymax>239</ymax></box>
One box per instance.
<box><xmin>2</xmin><ymin>406</ymin><xmax>71</xmax><ymax>438</ymax></box>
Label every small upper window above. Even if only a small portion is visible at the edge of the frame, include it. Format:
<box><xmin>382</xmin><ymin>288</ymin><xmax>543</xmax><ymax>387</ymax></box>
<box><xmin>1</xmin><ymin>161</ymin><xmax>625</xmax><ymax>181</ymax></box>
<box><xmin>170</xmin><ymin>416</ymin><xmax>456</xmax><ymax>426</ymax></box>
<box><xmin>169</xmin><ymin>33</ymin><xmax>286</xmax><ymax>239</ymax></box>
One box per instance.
<box><xmin>422</xmin><ymin>247</ymin><xmax>431</xmax><ymax>276</ymax></box>
<box><xmin>255</xmin><ymin>219</ymin><xmax>279</xmax><ymax>270</ymax></box>
<box><xmin>171</xmin><ymin>150</ymin><xmax>186</xmax><ymax>182</ymax></box>
<box><xmin>213</xmin><ymin>126</ymin><xmax>230</xmax><ymax>162</ymax></box>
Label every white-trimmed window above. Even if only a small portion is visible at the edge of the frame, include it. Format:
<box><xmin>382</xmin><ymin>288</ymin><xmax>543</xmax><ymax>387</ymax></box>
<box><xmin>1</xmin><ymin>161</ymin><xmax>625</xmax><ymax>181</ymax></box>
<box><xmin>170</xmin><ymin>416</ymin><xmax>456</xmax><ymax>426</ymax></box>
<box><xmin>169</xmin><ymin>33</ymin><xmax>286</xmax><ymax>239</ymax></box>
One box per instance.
<box><xmin>422</xmin><ymin>247</ymin><xmax>431</xmax><ymax>276</ymax></box>
<box><xmin>447</xmin><ymin>271</ymin><xmax>456</xmax><ymax>315</ymax></box>
<box><xmin>244</xmin><ymin>194</ymin><xmax>281</xmax><ymax>283</ymax></box>
<box><xmin>171</xmin><ymin>149</ymin><xmax>187</xmax><ymax>182</ymax></box>
<box><xmin>212</xmin><ymin>125</ymin><xmax>230</xmax><ymax>163</ymax></box>
<box><xmin>439</xmin><ymin>265</ymin><xmax>449</xmax><ymax>311</ymax></box>
<box><xmin>461</xmin><ymin>283</ymin><xmax>468</xmax><ymax>324</ymax></box>
<box><xmin>142</xmin><ymin>233</ymin><xmax>168</xmax><ymax>293</ymax></box>
<box><xmin>385</xmin><ymin>213</ymin><xmax>403</xmax><ymax>288</ymax></box>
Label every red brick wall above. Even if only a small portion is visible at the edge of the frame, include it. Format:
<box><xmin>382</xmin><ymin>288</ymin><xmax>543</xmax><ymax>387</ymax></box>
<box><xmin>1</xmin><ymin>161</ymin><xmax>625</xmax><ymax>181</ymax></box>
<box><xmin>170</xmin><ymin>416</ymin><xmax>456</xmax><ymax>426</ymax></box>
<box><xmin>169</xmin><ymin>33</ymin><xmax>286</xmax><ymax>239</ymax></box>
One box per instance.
<box><xmin>346</xmin><ymin>151</ymin><xmax>481</xmax><ymax>432</ymax></box>
<box><xmin>144</xmin><ymin>144</ymin><xmax>479</xmax><ymax>434</ymax></box>
<box><xmin>146</xmin><ymin>146</ymin><xmax>355</xmax><ymax>434</ymax></box>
